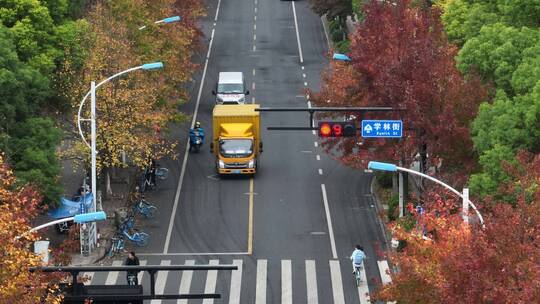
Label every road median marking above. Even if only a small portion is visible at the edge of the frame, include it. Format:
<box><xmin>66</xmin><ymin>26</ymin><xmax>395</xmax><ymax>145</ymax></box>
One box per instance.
<box><xmin>248</xmin><ymin>177</ymin><xmax>254</xmax><ymax>255</ymax></box>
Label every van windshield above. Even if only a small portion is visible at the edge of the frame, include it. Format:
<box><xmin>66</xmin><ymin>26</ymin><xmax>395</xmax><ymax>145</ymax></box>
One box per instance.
<box><xmin>218</xmin><ymin>83</ymin><xmax>244</xmax><ymax>94</ymax></box>
<box><xmin>219</xmin><ymin>139</ymin><xmax>253</xmax><ymax>158</ymax></box>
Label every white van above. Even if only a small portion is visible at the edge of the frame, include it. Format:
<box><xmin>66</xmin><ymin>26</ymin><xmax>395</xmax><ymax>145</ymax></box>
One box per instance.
<box><xmin>212</xmin><ymin>72</ymin><xmax>249</xmax><ymax>104</ymax></box>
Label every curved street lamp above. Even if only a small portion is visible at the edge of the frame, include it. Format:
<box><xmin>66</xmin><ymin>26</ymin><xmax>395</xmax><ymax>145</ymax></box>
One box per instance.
<box><xmin>368</xmin><ymin>161</ymin><xmax>485</xmax><ymax>228</ymax></box>
<box><xmin>15</xmin><ymin>211</ymin><xmax>107</xmax><ymax>241</ymax></box>
<box><xmin>332</xmin><ymin>53</ymin><xmax>351</xmax><ymax>62</ymax></box>
<box><xmin>139</xmin><ymin>15</ymin><xmax>181</xmax><ymax>30</ymax></box>
<box><xmin>76</xmin><ymin>62</ymin><xmax>164</xmax><ymax>251</ymax></box>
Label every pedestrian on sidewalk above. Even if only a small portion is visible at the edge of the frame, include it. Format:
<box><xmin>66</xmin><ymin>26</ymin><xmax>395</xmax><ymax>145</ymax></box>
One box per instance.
<box><xmin>125</xmin><ymin>251</ymin><xmax>140</xmax><ymax>285</ymax></box>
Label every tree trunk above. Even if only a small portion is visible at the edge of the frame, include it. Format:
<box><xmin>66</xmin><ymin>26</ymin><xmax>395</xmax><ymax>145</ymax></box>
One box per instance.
<box><xmin>105</xmin><ymin>168</ymin><xmax>113</xmax><ymax>197</ymax></box>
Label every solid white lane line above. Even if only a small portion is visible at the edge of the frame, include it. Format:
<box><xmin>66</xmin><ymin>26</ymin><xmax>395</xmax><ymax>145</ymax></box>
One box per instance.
<box><xmin>321</xmin><ymin>184</ymin><xmax>338</xmax><ymax>259</ymax></box>
<box><xmin>177</xmin><ymin>260</ymin><xmax>195</xmax><ymax>304</ymax></box>
<box><xmin>357</xmin><ymin>264</ymin><xmax>370</xmax><ymax>304</ymax></box>
<box><xmin>329</xmin><ymin>260</ymin><xmax>345</xmax><ymax>304</ymax></box>
<box><xmin>229</xmin><ymin>260</ymin><xmax>243</xmax><ymax>304</ymax></box>
<box><xmin>378</xmin><ymin>260</ymin><xmax>396</xmax><ymax>304</ymax></box>
<box><xmin>105</xmin><ymin>260</ymin><xmax>123</xmax><ymax>285</ymax></box>
<box><xmin>318</xmin><ymin>169</ymin><xmax>323</xmax><ymax>175</ymax></box>
<box><xmin>164</xmin><ymin>0</ymin><xmax>222</xmax><ymax>254</ymax></box>
<box><xmin>214</xmin><ymin>0</ymin><xmax>222</xmax><ymax>21</ymax></box>
<box><xmin>256</xmin><ymin>259</ymin><xmax>267</xmax><ymax>304</ymax></box>
<box><xmin>202</xmin><ymin>260</ymin><xmax>219</xmax><ymax>304</ymax></box>
<box><xmin>150</xmin><ymin>260</ymin><xmax>171</xmax><ymax>304</ymax></box>
<box><xmin>316</xmin><ymin>155</ymin><xmax>320</xmax><ymax>161</ymax></box>
<box><xmin>305</xmin><ymin>260</ymin><xmax>318</xmax><ymax>304</ymax></box>
<box><xmin>291</xmin><ymin>1</ymin><xmax>304</xmax><ymax>63</ymax></box>
<box><xmin>378</xmin><ymin>260</ymin><xmax>392</xmax><ymax>284</ymax></box>
<box><xmin>282</xmin><ymin>260</ymin><xmax>292</xmax><ymax>304</ymax></box>
<box><xmin>137</xmin><ymin>260</ymin><xmax>147</xmax><ymax>284</ymax></box>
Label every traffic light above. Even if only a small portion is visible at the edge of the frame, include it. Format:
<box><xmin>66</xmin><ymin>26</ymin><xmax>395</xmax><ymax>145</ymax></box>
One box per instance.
<box><xmin>318</xmin><ymin>121</ymin><xmax>356</xmax><ymax>137</ymax></box>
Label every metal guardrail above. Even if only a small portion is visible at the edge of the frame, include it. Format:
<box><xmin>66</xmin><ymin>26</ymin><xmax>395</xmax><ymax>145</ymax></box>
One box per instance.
<box><xmin>30</xmin><ymin>264</ymin><xmax>238</xmax><ymax>302</ymax></box>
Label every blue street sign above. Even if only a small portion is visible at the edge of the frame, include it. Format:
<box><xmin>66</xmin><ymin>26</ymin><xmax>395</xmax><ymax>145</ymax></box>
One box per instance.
<box><xmin>361</xmin><ymin>120</ymin><xmax>403</xmax><ymax>138</ymax></box>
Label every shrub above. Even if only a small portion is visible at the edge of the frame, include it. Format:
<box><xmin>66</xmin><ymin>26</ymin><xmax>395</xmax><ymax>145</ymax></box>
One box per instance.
<box><xmin>387</xmin><ymin>192</ymin><xmax>399</xmax><ymax>221</ymax></box>
<box><xmin>376</xmin><ymin>171</ymin><xmax>393</xmax><ymax>188</ymax></box>
<box><xmin>335</xmin><ymin>39</ymin><xmax>350</xmax><ymax>53</ymax></box>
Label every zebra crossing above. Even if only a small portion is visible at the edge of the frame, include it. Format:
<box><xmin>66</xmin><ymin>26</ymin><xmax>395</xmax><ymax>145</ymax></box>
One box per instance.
<box><xmin>83</xmin><ymin>257</ymin><xmax>391</xmax><ymax>303</ymax></box>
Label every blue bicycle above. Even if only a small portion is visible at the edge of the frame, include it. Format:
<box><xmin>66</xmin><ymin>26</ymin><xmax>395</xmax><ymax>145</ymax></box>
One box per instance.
<box><xmin>132</xmin><ymin>199</ymin><xmax>157</xmax><ymax>218</ymax></box>
<box><xmin>118</xmin><ymin>217</ymin><xmax>149</xmax><ymax>247</ymax></box>
<box><xmin>107</xmin><ymin>234</ymin><xmax>125</xmax><ymax>257</ymax></box>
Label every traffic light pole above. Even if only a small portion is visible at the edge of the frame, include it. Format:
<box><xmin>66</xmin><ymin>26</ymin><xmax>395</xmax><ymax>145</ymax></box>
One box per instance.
<box><xmin>255</xmin><ymin>107</ymin><xmax>399</xmax><ymax>130</ymax></box>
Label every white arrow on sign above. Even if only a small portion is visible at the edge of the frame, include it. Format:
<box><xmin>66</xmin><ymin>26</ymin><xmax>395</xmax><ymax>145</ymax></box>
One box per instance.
<box><xmin>363</xmin><ymin>124</ymin><xmax>373</xmax><ymax>133</ymax></box>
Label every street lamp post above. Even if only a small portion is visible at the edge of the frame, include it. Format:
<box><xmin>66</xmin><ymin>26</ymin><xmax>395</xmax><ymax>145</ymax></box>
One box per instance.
<box><xmin>77</xmin><ymin>62</ymin><xmax>164</xmax><ymax>253</ymax></box>
<box><xmin>138</xmin><ymin>16</ymin><xmax>181</xmax><ymax>30</ymax></box>
<box><xmin>368</xmin><ymin>161</ymin><xmax>485</xmax><ymax>227</ymax></box>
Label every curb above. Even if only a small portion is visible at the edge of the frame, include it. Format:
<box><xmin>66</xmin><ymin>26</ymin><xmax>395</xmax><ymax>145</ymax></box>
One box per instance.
<box><xmin>320</xmin><ymin>14</ymin><xmax>333</xmax><ymax>50</ymax></box>
<box><xmin>369</xmin><ymin>176</ymin><xmax>393</xmax><ymax>251</ymax></box>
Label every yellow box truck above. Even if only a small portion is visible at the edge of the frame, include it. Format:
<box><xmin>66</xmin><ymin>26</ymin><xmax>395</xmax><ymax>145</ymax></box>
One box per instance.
<box><xmin>210</xmin><ymin>104</ymin><xmax>262</xmax><ymax>175</ymax></box>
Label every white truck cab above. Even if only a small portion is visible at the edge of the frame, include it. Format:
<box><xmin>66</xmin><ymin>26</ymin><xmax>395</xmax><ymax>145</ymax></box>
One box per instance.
<box><xmin>212</xmin><ymin>72</ymin><xmax>249</xmax><ymax>104</ymax></box>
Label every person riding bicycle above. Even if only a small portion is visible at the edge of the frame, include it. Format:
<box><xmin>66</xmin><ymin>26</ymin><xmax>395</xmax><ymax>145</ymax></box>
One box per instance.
<box><xmin>189</xmin><ymin>121</ymin><xmax>205</xmax><ymax>149</ymax></box>
<box><xmin>125</xmin><ymin>251</ymin><xmax>140</xmax><ymax>285</ymax></box>
<box><xmin>350</xmin><ymin>245</ymin><xmax>366</xmax><ymax>274</ymax></box>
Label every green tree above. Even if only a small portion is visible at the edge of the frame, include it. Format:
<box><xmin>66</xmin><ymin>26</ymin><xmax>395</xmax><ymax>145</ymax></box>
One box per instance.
<box><xmin>0</xmin><ymin>25</ymin><xmax>49</xmax><ymax>135</ymax></box>
<box><xmin>7</xmin><ymin>117</ymin><xmax>62</xmax><ymax>204</ymax></box>
<box><xmin>456</xmin><ymin>23</ymin><xmax>540</xmax><ymax>95</ymax></box>
<box><xmin>442</xmin><ymin>0</ymin><xmax>540</xmax><ymax>45</ymax></box>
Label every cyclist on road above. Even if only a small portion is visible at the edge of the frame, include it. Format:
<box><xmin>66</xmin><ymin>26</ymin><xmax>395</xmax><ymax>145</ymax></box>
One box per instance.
<box><xmin>125</xmin><ymin>251</ymin><xmax>140</xmax><ymax>285</ymax></box>
<box><xmin>350</xmin><ymin>245</ymin><xmax>366</xmax><ymax>273</ymax></box>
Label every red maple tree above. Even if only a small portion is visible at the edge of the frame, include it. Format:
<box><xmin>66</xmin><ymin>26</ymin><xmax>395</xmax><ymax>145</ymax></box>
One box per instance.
<box><xmin>312</xmin><ymin>0</ymin><xmax>487</xmax><ymax>181</ymax></box>
<box><xmin>374</xmin><ymin>151</ymin><xmax>540</xmax><ymax>303</ymax></box>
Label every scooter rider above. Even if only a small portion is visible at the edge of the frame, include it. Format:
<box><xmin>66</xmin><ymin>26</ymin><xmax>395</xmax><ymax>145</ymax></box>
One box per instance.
<box><xmin>351</xmin><ymin>245</ymin><xmax>366</xmax><ymax>273</ymax></box>
<box><xmin>189</xmin><ymin>121</ymin><xmax>205</xmax><ymax>150</ymax></box>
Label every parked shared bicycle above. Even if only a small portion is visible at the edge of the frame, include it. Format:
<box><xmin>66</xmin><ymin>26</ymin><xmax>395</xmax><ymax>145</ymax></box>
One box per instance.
<box><xmin>107</xmin><ymin>234</ymin><xmax>125</xmax><ymax>257</ymax></box>
<box><xmin>118</xmin><ymin>216</ymin><xmax>149</xmax><ymax>247</ymax></box>
<box><xmin>132</xmin><ymin>198</ymin><xmax>158</xmax><ymax>218</ymax></box>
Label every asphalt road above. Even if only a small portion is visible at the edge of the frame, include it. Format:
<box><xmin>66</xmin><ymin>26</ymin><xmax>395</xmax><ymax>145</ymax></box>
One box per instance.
<box><xmin>88</xmin><ymin>0</ymin><xmax>392</xmax><ymax>303</ymax></box>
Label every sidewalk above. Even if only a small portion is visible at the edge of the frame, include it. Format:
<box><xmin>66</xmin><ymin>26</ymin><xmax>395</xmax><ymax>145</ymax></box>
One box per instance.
<box><xmin>40</xmin><ymin>137</ymin><xmax>137</xmax><ymax>265</ymax></box>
